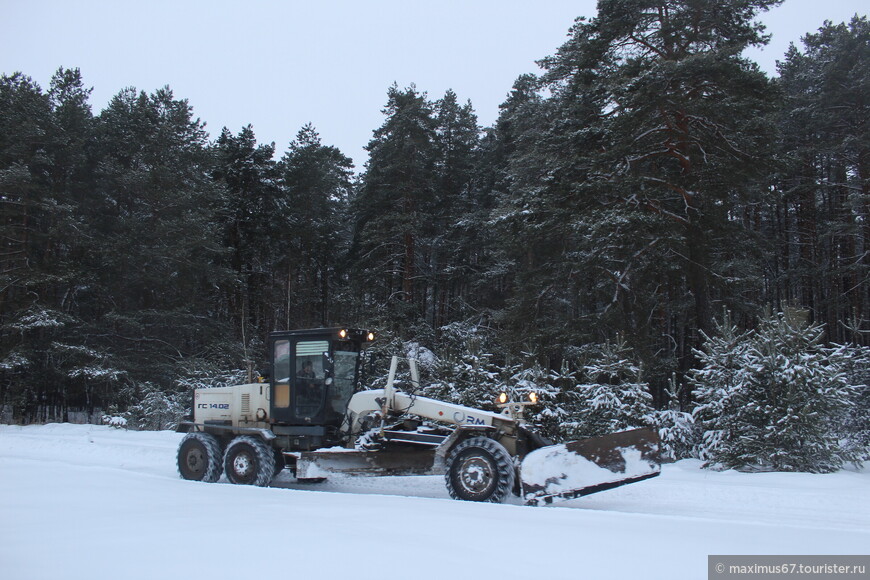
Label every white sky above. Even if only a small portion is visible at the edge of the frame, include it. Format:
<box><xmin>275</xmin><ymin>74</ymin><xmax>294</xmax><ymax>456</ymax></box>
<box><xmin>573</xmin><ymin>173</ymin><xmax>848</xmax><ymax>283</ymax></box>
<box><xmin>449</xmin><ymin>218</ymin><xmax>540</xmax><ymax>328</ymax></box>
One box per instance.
<box><xmin>1</xmin><ymin>0</ymin><xmax>867</xmax><ymax>169</ymax></box>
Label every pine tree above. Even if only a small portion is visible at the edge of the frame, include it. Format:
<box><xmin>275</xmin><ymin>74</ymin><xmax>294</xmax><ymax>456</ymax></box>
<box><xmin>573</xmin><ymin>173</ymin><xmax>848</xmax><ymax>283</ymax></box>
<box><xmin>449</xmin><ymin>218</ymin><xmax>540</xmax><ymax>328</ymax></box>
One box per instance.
<box><xmin>493</xmin><ymin>0</ymin><xmax>781</xmax><ymax>391</ymax></box>
<box><xmin>775</xmin><ymin>16</ymin><xmax>870</xmax><ymax>344</ymax></box>
<box><xmin>210</xmin><ymin>124</ymin><xmax>279</xmax><ymax>369</ymax></box>
<box><xmin>278</xmin><ymin>124</ymin><xmax>354</xmax><ymax>328</ymax></box>
<box><xmin>0</xmin><ymin>69</ymin><xmax>119</xmax><ymax>421</ymax></box>
<box><xmin>489</xmin><ymin>74</ymin><xmax>584</xmax><ymax>354</ymax></box>
<box><xmin>89</xmin><ymin>86</ymin><xmax>231</xmax><ymax>388</ymax></box>
<box><xmin>428</xmin><ymin>90</ymin><xmax>481</xmax><ymax>329</ymax></box>
<box><xmin>349</xmin><ymin>84</ymin><xmax>438</xmax><ymax>329</ymax></box>
<box><xmin>0</xmin><ymin>73</ymin><xmax>55</xmax><ymax>322</ymax></box>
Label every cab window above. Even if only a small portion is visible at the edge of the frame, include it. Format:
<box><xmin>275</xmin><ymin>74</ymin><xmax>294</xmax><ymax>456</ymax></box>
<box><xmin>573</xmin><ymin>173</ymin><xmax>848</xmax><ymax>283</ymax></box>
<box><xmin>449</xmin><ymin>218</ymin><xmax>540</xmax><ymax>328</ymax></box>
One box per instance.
<box><xmin>294</xmin><ymin>340</ymin><xmax>329</xmax><ymax>417</ymax></box>
<box><xmin>273</xmin><ymin>340</ymin><xmax>291</xmax><ymax>408</ymax></box>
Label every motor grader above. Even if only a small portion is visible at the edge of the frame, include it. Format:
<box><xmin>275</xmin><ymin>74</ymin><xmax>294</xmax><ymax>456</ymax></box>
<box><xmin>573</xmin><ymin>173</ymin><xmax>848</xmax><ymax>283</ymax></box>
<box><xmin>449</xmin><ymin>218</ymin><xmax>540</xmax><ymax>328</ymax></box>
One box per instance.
<box><xmin>176</xmin><ymin>327</ymin><xmax>660</xmax><ymax>505</ymax></box>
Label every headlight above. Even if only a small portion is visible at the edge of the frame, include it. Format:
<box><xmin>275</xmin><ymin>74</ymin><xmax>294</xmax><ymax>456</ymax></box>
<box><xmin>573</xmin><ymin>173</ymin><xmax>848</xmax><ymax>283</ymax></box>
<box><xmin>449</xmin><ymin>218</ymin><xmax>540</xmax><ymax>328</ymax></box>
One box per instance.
<box><xmin>497</xmin><ymin>392</ymin><xmax>508</xmax><ymax>405</ymax></box>
<box><xmin>528</xmin><ymin>392</ymin><xmax>538</xmax><ymax>404</ymax></box>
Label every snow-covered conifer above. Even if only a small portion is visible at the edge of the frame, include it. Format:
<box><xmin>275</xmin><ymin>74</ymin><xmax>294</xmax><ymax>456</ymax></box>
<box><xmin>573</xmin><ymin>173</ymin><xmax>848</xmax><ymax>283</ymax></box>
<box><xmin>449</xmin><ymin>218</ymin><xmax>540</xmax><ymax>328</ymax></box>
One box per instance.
<box><xmin>692</xmin><ymin>311</ymin><xmax>862</xmax><ymax>472</ymax></box>
<box><xmin>651</xmin><ymin>375</ymin><xmax>696</xmax><ymax>461</ymax></box>
<box><xmin>828</xmin><ymin>343</ymin><xmax>870</xmax><ymax>462</ymax></box>
<box><xmin>563</xmin><ymin>341</ymin><xmax>654</xmax><ymax>439</ymax></box>
<box><xmin>690</xmin><ymin>312</ymin><xmax>754</xmax><ymax>466</ymax></box>
<box><xmin>123</xmin><ymin>383</ymin><xmax>187</xmax><ymax>431</ymax></box>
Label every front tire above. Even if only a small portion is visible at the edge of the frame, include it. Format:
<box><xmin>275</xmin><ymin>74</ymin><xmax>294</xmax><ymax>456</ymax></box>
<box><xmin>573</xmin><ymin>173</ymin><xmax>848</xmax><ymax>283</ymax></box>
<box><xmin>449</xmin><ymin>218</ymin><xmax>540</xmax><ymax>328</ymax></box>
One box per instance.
<box><xmin>224</xmin><ymin>436</ymin><xmax>276</xmax><ymax>486</ymax></box>
<box><xmin>445</xmin><ymin>436</ymin><xmax>515</xmax><ymax>503</ymax></box>
<box><xmin>177</xmin><ymin>432</ymin><xmax>223</xmax><ymax>482</ymax></box>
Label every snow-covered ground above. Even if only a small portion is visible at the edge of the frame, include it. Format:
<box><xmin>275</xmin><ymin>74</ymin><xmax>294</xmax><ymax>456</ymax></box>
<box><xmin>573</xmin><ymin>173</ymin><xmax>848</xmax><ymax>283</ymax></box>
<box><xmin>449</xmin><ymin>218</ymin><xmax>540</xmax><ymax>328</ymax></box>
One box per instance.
<box><xmin>0</xmin><ymin>424</ymin><xmax>867</xmax><ymax>580</ymax></box>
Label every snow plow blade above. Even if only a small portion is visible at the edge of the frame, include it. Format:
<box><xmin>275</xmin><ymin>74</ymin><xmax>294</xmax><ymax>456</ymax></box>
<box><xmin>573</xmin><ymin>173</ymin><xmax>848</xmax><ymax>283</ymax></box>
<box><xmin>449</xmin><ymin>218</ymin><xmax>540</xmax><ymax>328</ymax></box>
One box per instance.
<box><xmin>520</xmin><ymin>428</ymin><xmax>661</xmax><ymax>506</ymax></box>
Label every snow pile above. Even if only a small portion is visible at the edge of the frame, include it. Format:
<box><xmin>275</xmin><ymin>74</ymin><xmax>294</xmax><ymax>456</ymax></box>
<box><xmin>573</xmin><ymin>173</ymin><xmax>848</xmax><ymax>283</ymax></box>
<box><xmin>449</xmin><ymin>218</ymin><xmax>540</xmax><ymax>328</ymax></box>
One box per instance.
<box><xmin>521</xmin><ymin>444</ymin><xmax>658</xmax><ymax>500</ymax></box>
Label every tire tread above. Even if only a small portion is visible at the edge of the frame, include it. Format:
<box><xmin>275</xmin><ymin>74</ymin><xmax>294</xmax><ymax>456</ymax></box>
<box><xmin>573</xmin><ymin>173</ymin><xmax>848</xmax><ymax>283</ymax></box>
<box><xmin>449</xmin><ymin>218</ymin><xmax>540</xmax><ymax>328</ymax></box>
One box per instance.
<box><xmin>444</xmin><ymin>436</ymin><xmax>515</xmax><ymax>503</ymax></box>
<box><xmin>177</xmin><ymin>432</ymin><xmax>223</xmax><ymax>483</ymax></box>
<box><xmin>223</xmin><ymin>435</ymin><xmax>276</xmax><ymax>487</ymax></box>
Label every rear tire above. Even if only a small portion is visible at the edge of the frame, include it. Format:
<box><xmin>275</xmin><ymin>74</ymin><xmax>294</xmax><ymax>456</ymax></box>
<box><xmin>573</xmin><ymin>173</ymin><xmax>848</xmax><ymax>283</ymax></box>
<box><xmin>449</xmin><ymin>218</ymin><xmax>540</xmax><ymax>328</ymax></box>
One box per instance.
<box><xmin>177</xmin><ymin>432</ymin><xmax>223</xmax><ymax>483</ymax></box>
<box><xmin>445</xmin><ymin>436</ymin><xmax>515</xmax><ymax>503</ymax></box>
<box><xmin>224</xmin><ymin>436</ymin><xmax>276</xmax><ymax>486</ymax></box>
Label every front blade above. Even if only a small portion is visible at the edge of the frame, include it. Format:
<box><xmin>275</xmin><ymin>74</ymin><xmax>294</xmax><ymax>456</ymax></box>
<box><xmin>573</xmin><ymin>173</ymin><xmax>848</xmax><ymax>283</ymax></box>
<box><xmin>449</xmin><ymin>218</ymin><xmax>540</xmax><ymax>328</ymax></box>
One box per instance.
<box><xmin>520</xmin><ymin>428</ymin><xmax>661</xmax><ymax>506</ymax></box>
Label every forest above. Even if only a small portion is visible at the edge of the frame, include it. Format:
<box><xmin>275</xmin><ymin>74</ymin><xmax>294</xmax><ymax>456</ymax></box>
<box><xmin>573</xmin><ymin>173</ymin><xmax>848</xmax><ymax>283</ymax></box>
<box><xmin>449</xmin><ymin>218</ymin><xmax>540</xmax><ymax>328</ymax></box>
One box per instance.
<box><xmin>1</xmin><ymin>1</ymin><xmax>868</xmax><ymax>470</ymax></box>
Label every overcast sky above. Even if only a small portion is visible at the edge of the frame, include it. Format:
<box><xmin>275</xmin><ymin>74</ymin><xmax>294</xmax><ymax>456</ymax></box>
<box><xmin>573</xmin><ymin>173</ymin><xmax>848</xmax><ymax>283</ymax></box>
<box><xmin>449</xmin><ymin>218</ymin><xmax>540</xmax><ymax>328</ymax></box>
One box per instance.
<box><xmin>2</xmin><ymin>0</ymin><xmax>867</xmax><ymax>169</ymax></box>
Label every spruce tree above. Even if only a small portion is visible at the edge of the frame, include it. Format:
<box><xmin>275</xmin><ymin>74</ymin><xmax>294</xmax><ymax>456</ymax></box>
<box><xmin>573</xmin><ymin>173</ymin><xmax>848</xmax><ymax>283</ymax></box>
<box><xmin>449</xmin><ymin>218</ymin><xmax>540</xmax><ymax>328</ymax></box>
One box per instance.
<box><xmin>692</xmin><ymin>311</ymin><xmax>861</xmax><ymax>472</ymax></box>
<box><xmin>564</xmin><ymin>341</ymin><xmax>655</xmax><ymax>439</ymax></box>
<box><xmin>749</xmin><ymin>314</ymin><xmax>859</xmax><ymax>472</ymax></box>
<box><xmin>690</xmin><ymin>312</ymin><xmax>755</xmax><ymax>465</ymax></box>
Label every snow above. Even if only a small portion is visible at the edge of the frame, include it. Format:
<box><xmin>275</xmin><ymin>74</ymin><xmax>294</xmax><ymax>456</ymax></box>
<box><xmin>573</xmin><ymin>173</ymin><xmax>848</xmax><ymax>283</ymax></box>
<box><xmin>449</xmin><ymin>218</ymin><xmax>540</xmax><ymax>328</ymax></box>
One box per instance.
<box><xmin>9</xmin><ymin>309</ymin><xmax>68</xmax><ymax>331</ymax></box>
<box><xmin>404</xmin><ymin>341</ymin><xmax>438</xmax><ymax>369</ymax></box>
<box><xmin>1</xmin><ymin>424</ymin><xmax>868</xmax><ymax>580</ymax></box>
<box><xmin>521</xmin><ymin>445</ymin><xmax>658</xmax><ymax>499</ymax></box>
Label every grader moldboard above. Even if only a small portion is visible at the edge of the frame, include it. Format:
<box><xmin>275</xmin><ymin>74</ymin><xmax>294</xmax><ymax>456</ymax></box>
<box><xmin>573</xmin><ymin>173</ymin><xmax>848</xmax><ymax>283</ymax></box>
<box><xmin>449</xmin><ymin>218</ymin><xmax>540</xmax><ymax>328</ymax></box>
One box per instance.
<box><xmin>176</xmin><ymin>327</ymin><xmax>660</xmax><ymax>505</ymax></box>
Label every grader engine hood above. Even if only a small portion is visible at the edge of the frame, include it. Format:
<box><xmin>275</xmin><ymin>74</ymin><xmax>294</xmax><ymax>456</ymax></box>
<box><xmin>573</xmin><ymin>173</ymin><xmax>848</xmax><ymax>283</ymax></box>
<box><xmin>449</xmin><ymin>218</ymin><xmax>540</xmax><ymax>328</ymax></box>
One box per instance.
<box><xmin>193</xmin><ymin>383</ymin><xmax>269</xmax><ymax>425</ymax></box>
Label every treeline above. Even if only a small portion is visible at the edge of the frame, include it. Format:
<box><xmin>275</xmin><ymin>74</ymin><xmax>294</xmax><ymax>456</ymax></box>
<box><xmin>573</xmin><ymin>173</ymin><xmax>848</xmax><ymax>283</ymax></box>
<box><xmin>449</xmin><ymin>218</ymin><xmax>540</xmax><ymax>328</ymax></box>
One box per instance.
<box><xmin>1</xmin><ymin>2</ymin><xmax>868</xmax><ymax>433</ymax></box>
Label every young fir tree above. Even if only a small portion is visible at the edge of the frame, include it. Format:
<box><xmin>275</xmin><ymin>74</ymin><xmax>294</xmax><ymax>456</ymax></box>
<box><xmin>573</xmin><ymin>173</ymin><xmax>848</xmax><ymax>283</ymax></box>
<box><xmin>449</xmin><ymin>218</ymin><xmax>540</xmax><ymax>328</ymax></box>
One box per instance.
<box><xmin>692</xmin><ymin>311</ymin><xmax>861</xmax><ymax>472</ymax></box>
<box><xmin>748</xmin><ymin>313</ymin><xmax>859</xmax><ymax>472</ymax></box>
<box><xmin>689</xmin><ymin>312</ymin><xmax>755</xmax><ymax>465</ymax></box>
<box><xmin>424</xmin><ymin>351</ymin><xmax>503</xmax><ymax>411</ymax></box>
<box><xmin>563</xmin><ymin>341</ymin><xmax>655</xmax><ymax>439</ymax></box>
<box><xmin>519</xmin><ymin>360</ymin><xmax>570</xmax><ymax>442</ymax></box>
<box><xmin>651</xmin><ymin>375</ymin><xmax>696</xmax><ymax>461</ymax></box>
<box><xmin>830</xmin><ymin>342</ymin><xmax>870</xmax><ymax>462</ymax></box>
<box><xmin>419</xmin><ymin>322</ymin><xmax>499</xmax><ymax>410</ymax></box>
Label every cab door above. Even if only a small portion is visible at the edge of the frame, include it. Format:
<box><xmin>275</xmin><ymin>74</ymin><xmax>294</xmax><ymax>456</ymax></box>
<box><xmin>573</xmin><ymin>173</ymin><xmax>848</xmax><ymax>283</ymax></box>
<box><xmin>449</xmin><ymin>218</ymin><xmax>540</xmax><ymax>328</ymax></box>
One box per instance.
<box><xmin>270</xmin><ymin>337</ymin><xmax>330</xmax><ymax>424</ymax></box>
